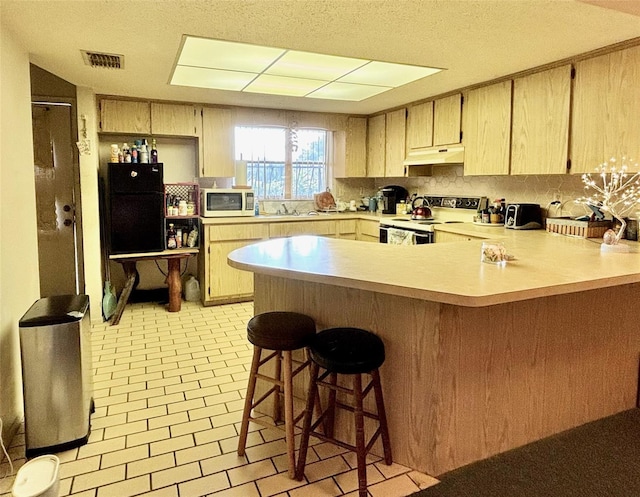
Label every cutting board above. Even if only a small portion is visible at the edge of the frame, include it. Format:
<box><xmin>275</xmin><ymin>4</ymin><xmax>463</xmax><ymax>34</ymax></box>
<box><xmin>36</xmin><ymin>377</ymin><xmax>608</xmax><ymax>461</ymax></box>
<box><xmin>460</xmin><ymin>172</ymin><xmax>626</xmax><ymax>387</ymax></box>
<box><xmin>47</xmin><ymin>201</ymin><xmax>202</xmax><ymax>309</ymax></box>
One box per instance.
<box><xmin>314</xmin><ymin>190</ymin><xmax>336</xmax><ymax>211</ymax></box>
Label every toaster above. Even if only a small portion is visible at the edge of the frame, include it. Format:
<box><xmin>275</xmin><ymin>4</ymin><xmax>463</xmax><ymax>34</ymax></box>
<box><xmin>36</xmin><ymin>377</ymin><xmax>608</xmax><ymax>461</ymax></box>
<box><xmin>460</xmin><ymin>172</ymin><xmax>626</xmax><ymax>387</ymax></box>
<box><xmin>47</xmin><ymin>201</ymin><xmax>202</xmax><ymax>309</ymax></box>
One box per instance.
<box><xmin>504</xmin><ymin>203</ymin><xmax>543</xmax><ymax>230</ymax></box>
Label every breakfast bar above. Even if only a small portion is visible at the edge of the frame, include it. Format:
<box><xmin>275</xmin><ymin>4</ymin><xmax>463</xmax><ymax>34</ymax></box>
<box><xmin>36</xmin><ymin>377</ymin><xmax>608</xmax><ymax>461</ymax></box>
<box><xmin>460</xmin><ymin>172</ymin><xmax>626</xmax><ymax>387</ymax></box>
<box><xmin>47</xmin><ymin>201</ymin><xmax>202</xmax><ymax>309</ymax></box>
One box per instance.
<box><xmin>228</xmin><ymin>231</ymin><xmax>640</xmax><ymax>476</ymax></box>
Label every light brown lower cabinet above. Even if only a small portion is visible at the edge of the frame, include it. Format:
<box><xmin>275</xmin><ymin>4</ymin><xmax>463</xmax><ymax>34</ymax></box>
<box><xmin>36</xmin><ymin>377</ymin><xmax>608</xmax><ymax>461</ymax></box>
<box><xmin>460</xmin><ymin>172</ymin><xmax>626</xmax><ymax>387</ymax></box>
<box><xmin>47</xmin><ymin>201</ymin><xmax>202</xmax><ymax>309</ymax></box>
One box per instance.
<box><xmin>200</xmin><ymin>223</ymin><xmax>269</xmax><ymax>306</ymax></box>
<box><xmin>356</xmin><ymin>219</ymin><xmax>380</xmax><ymax>242</ymax></box>
<box><xmin>337</xmin><ymin>219</ymin><xmax>357</xmax><ymax>240</ymax></box>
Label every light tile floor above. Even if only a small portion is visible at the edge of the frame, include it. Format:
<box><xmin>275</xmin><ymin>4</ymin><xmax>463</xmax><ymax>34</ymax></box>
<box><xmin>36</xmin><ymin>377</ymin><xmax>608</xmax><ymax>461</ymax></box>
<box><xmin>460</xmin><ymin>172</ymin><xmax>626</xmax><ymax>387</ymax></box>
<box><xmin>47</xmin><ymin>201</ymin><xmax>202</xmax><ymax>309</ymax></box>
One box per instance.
<box><xmin>0</xmin><ymin>301</ymin><xmax>439</xmax><ymax>497</ymax></box>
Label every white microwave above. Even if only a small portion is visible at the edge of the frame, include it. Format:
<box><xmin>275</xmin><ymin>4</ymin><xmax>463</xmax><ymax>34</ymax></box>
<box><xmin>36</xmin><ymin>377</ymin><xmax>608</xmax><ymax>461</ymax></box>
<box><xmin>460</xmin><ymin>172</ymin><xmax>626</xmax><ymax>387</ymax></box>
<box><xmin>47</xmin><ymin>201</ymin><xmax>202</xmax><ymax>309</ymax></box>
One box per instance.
<box><xmin>201</xmin><ymin>188</ymin><xmax>255</xmax><ymax>217</ymax></box>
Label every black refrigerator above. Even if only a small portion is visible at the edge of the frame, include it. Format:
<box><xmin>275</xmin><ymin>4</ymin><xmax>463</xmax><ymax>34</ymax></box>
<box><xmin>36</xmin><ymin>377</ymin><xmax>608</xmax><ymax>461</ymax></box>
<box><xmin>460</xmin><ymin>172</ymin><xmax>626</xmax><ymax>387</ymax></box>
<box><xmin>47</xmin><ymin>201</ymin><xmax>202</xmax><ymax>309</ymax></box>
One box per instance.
<box><xmin>108</xmin><ymin>163</ymin><xmax>164</xmax><ymax>254</ymax></box>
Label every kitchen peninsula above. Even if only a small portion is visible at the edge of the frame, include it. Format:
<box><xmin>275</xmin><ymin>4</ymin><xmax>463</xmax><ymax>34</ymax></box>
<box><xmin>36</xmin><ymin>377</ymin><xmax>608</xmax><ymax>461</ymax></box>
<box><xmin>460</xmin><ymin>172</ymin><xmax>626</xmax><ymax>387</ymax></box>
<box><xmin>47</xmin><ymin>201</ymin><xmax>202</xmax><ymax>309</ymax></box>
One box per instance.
<box><xmin>228</xmin><ymin>230</ymin><xmax>640</xmax><ymax>475</ymax></box>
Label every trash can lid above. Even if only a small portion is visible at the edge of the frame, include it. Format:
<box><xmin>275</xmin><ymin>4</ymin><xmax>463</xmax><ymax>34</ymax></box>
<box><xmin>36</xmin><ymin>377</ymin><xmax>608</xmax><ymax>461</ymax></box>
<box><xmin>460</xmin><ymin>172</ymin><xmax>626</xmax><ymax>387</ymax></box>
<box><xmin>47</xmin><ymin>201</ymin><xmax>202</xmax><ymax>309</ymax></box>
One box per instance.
<box><xmin>12</xmin><ymin>455</ymin><xmax>59</xmax><ymax>497</ymax></box>
<box><xmin>19</xmin><ymin>295</ymin><xmax>89</xmax><ymax>327</ymax></box>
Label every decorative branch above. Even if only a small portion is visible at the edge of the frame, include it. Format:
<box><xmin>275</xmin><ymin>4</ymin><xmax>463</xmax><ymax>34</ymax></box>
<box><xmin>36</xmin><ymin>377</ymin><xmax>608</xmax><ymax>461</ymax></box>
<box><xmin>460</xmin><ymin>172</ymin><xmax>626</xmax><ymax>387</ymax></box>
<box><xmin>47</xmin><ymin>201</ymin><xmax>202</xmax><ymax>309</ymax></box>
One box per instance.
<box><xmin>575</xmin><ymin>156</ymin><xmax>640</xmax><ymax>245</ymax></box>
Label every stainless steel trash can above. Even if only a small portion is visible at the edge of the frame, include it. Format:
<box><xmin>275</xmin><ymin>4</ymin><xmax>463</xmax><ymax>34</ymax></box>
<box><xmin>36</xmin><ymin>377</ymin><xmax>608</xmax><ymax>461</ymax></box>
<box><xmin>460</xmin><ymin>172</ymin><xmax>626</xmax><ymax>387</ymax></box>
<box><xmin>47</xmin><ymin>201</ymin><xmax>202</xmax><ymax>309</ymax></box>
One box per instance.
<box><xmin>19</xmin><ymin>295</ymin><xmax>93</xmax><ymax>457</ymax></box>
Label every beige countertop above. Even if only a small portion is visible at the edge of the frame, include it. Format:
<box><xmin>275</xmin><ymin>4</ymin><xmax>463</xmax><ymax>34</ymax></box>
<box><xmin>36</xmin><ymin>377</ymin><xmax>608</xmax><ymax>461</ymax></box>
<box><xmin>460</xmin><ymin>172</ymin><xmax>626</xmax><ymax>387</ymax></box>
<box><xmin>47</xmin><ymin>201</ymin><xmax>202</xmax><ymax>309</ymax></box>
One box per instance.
<box><xmin>228</xmin><ymin>229</ymin><xmax>640</xmax><ymax>307</ymax></box>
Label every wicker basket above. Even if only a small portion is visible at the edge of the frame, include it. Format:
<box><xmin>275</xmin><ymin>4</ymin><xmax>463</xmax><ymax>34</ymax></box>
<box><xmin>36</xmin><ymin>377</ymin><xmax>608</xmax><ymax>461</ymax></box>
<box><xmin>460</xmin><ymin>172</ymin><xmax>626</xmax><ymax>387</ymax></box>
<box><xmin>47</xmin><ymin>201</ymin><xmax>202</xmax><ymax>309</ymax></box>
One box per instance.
<box><xmin>545</xmin><ymin>217</ymin><xmax>612</xmax><ymax>238</ymax></box>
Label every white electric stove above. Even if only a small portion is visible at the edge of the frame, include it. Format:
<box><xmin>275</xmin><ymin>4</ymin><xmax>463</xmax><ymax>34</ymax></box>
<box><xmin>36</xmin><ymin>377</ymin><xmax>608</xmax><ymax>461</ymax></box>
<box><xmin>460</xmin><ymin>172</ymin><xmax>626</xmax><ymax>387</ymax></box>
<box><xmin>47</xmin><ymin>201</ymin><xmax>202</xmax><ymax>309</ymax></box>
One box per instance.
<box><xmin>379</xmin><ymin>196</ymin><xmax>488</xmax><ymax>244</ymax></box>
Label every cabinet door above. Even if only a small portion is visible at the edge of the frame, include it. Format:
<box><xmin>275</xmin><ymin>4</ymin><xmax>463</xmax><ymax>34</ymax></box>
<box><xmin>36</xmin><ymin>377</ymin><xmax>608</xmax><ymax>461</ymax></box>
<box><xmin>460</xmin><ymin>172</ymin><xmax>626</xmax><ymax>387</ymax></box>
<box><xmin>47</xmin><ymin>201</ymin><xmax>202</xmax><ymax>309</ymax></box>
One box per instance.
<box><xmin>385</xmin><ymin>108</ymin><xmax>407</xmax><ymax>177</ymax></box>
<box><xmin>367</xmin><ymin>114</ymin><xmax>386</xmax><ymax>177</ymax></box>
<box><xmin>100</xmin><ymin>99</ymin><xmax>150</xmax><ymax>134</ymax></box>
<box><xmin>463</xmin><ymin>81</ymin><xmax>512</xmax><ymax>176</ymax></box>
<box><xmin>511</xmin><ymin>65</ymin><xmax>571</xmax><ymax>175</ymax></box>
<box><xmin>406</xmin><ymin>101</ymin><xmax>434</xmax><ymax>153</ymax></box>
<box><xmin>572</xmin><ymin>46</ymin><xmax>640</xmax><ymax>174</ymax></box>
<box><xmin>151</xmin><ymin>103</ymin><xmax>201</xmax><ymax>136</ymax></box>
<box><xmin>344</xmin><ymin>117</ymin><xmax>367</xmax><ymax>178</ymax></box>
<box><xmin>202</xmin><ymin>107</ymin><xmax>235</xmax><ymax>177</ymax></box>
<box><xmin>337</xmin><ymin>219</ymin><xmax>357</xmax><ymax>239</ymax></box>
<box><xmin>433</xmin><ymin>94</ymin><xmax>462</xmax><ymax>146</ymax></box>
<box><xmin>202</xmin><ymin>223</ymin><xmax>269</xmax><ymax>304</ymax></box>
<box><xmin>356</xmin><ymin>219</ymin><xmax>380</xmax><ymax>242</ymax></box>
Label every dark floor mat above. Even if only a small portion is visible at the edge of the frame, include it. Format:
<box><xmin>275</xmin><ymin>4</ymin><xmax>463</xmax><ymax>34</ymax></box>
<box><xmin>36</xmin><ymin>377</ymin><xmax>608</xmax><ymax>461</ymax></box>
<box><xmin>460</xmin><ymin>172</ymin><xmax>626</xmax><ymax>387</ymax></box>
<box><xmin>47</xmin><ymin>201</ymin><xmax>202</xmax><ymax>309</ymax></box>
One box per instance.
<box><xmin>411</xmin><ymin>408</ymin><xmax>640</xmax><ymax>497</ymax></box>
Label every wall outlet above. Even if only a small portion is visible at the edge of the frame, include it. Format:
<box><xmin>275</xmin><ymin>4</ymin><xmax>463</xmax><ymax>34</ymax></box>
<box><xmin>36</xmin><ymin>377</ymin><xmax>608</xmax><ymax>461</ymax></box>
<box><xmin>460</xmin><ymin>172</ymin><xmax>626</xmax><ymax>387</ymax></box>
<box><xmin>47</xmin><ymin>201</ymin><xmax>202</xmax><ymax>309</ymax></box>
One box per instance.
<box><xmin>359</xmin><ymin>187</ymin><xmax>364</xmax><ymax>196</ymax></box>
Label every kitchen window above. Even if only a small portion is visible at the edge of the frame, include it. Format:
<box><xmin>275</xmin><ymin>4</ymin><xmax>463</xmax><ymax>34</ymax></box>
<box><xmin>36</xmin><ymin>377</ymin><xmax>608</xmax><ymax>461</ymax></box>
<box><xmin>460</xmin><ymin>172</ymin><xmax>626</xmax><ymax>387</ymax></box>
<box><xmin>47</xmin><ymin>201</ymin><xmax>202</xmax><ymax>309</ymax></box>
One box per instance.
<box><xmin>235</xmin><ymin>126</ymin><xmax>327</xmax><ymax>199</ymax></box>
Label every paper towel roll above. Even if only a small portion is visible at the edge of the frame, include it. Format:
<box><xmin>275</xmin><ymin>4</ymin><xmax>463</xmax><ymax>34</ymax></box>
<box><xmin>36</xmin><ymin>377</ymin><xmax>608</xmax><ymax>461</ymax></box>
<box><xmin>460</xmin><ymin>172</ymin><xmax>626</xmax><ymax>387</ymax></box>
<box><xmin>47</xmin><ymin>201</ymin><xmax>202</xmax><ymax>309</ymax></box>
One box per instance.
<box><xmin>235</xmin><ymin>160</ymin><xmax>247</xmax><ymax>186</ymax></box>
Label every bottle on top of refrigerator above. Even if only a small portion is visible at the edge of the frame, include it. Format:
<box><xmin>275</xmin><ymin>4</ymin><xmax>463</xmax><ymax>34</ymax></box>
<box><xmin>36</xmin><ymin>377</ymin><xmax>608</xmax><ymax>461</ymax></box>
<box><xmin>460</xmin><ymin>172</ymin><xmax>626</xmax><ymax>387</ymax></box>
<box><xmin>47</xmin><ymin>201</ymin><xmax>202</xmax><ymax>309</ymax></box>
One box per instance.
<box><xmin>150</xmin><ymin>138</ymin><xmax>158</xmax><ymax>163</ymax></box>
<box><xmin>140</xmin><ymin>144</ymin><xmax>149</xmax><ymax>164</ymax></box>
<box><xmin>131</xmin><ymin>144</ymin><xmax>138</xmax><ymax>163</ymax></box>
<box><xmin>122</xmin><ymin>143</ymin><xmax>131</xmax><ymax>163</ymax></box>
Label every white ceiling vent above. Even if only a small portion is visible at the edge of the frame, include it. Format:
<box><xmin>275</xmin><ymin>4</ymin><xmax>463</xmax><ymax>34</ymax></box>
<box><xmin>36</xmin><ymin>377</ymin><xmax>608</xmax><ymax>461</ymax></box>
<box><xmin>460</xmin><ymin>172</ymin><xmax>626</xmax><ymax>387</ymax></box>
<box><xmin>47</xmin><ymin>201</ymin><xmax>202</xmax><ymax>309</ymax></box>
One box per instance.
<box><xmin>81</xmin><ymin>50</ymin><xmax>124</xmax><ymax>69</ymax></box>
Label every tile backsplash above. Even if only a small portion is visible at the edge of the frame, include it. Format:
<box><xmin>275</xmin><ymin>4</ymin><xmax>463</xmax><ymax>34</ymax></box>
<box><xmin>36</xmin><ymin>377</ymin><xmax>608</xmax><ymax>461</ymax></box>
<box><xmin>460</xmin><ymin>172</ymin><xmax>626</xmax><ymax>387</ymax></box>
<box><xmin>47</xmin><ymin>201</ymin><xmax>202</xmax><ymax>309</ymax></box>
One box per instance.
<box><xmin>334</xmin><ymin>166</ymin><xmax>590</xmax><ymax>218</ymax></box>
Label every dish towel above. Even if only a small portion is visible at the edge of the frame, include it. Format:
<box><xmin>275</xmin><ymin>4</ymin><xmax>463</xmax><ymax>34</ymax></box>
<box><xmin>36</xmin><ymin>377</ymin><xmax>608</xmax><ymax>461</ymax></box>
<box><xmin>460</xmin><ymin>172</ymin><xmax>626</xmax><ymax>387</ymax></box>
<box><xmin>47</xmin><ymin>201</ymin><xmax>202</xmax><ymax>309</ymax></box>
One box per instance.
<box><xmin>388</xmin><ymin>228</ymin><xmax>415</xmax><ymax>245</ymax></box>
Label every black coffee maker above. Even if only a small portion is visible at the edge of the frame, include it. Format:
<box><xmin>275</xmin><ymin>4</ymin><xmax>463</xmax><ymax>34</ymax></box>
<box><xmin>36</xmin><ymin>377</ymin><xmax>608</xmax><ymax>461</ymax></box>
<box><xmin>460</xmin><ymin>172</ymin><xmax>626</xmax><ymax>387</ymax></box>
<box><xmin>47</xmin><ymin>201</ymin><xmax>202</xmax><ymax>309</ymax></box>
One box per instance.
<box><xmin>380</xmin><ymin>185</ymin><xmax>409</xmax><ymax>214</ymax></box>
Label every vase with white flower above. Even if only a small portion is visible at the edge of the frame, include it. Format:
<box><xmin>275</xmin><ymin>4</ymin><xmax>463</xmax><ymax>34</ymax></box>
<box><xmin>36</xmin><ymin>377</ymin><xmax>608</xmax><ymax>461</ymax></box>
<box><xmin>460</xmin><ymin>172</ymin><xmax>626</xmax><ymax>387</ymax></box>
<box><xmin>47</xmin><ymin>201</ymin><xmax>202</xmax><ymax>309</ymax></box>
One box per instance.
<box><xmin>575</xmin><ymin>157</ymin><xmax>640</xmax><ymax>252</ymax></box>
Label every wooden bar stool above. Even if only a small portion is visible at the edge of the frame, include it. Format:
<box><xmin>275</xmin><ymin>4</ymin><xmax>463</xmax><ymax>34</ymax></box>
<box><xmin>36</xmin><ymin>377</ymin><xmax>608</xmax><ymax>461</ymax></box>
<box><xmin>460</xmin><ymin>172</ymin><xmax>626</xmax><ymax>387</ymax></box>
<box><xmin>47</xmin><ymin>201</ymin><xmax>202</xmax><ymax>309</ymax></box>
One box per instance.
<box><xmin>237</xmin><ymin>311</ymin><xmax>316</xmax><ymax>479</ymax></box>
<box><xmin>295</xmin><ymin>327</ymin><xmax>392</xmax><ymax>497</ymax></box>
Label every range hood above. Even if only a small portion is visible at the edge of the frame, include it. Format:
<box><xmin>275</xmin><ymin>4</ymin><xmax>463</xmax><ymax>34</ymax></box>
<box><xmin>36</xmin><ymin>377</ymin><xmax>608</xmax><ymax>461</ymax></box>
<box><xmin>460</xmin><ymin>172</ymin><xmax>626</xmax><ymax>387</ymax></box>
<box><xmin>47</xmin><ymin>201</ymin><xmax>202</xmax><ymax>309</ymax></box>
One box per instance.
<box><xmin>403</xmin><ymin>145</ymin><xmax>464</xmax><ymax>166</ymax></box>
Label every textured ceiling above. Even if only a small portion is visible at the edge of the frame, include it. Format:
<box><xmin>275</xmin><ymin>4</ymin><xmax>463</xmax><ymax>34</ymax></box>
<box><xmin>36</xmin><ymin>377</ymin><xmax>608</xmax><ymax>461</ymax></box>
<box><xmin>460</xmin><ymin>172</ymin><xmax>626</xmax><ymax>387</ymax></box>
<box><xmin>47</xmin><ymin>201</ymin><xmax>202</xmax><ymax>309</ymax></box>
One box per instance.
<box><xmin>2</xmin><ymin>0</ymin><xmax>640</xmax><ymax>115</ymax></box>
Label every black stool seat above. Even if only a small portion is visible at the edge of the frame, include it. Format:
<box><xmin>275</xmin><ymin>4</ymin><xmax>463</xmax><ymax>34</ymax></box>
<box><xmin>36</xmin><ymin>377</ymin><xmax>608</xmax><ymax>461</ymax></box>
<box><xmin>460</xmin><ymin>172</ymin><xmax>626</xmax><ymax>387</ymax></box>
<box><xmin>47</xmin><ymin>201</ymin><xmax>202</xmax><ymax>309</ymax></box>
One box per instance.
<box><xmin>247</xmin><ymin>311</ymin><xmax>316</xmax><ymax>351</ymax></box>
<box><xmin>309</xmin><ymin>327</ymin><xmax>385</xmax><ymax>374</ymax></box>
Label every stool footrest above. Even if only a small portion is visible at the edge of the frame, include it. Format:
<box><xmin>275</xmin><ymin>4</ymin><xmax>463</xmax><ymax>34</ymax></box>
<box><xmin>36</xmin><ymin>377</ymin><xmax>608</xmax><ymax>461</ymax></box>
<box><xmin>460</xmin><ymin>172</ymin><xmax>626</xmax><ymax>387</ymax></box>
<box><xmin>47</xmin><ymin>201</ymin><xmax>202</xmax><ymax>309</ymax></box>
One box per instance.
<box><xmin>308</xmin><ymin>414</ymin><xmax>383</xmax><ymax>455</ymax></box>
<box><xmin>316</xmin><ymin>375</ymin><xmax>375</xmax><ymax>398</ymax></box>
<box><xmin>249</xmin><ymin>384</ymin><xmax>280</xmax><ymax>412</ymax></box>
<box><xmin>333</xmin><ymin>401</ymin><xmax>385</xmax><ymax>422</ymax></box>
<box><xmin>246</xmin><ymin>415</ymin><xmax>284</xmax><ymax>431</ymax></box>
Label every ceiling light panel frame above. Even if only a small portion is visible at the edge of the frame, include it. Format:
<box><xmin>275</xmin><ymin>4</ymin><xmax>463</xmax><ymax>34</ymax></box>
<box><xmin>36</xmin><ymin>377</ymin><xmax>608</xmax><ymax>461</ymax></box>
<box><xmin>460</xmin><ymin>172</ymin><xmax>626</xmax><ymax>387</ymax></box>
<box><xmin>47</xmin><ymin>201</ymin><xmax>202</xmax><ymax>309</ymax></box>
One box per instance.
<box><xmin>171</xmin><ymin>36</ymin><xmax>443</xmax><ymax>101</ymax></box>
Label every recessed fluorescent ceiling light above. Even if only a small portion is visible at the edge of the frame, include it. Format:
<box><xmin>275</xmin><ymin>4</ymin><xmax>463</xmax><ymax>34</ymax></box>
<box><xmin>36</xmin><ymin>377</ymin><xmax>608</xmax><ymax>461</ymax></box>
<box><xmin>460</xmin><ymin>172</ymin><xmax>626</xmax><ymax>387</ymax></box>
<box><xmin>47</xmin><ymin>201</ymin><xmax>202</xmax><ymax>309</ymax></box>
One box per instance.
<box><xmin>244</xmin><ymin>74</ymin><xmax>327</xmax><ymax>97</ymax></box>
<box><xmin>171</xmin><ymin>66</ymin><xmax>256</xmax><ymax>91</ymax></box>
<box><xmin>172</xmin><ymin>36</ymin><xmax>443</xmax><ymax>101</ymax></box>
<box><xmin>307</xmin><ymin>82</ymin><xmax>390</xmax><ymax>101</ymax></box>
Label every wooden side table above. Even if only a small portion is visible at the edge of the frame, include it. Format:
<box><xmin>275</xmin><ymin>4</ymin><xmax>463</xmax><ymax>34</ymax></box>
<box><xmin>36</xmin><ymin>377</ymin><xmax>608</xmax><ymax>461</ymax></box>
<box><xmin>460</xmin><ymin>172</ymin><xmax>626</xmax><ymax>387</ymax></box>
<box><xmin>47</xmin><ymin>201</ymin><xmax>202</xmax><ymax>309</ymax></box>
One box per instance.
<box><xmin>109</xmin><ymin>248</ymin><xmax>198</xmax><ymax>325</ymax></box>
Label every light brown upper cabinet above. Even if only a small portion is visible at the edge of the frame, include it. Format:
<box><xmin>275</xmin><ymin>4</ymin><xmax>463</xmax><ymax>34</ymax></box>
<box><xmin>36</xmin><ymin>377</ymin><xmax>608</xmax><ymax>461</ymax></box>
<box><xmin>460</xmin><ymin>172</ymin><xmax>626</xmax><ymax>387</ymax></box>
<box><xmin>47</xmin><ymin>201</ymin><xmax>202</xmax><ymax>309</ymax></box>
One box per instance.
<box><xmin>201</xmin><ymin>107</ymin><xmax>236</xmax><ymax>177</ymax></box>
<box><xmin>433</xmin><ymin>94</ymin><xmax>462</xmax><ymax>146</ymax></box>
<box><xmin>511</xmin><ymin>65</ymin><xmax>572</xmax><ymax>175</ymax></box>
<box><xmin>345</xmin><ymin>117</ymin><xmax>367</xmax><ymax>178</ymax></box>
<box><xmin>406</xmin><ymin>101</ymin><xmax>434</xmax><ymax>153</ymax></box>
<box><xmin>462</xmin><ymin>81</ymin><xmax>512</xmax><ymax>176</ymax></box>
<box><xmin>99</xmin><ymin>99</ymin><xmax>151</xmax><ymax>134</ymax></box>
<box><xmin>367</xmin><ymin>114</ymin><xmax>386</xmax><ymax>177</ymax></box>
<box><xmin>150</xmin><ymin>103</ymin><xmax>201</xmax><ymax>137</ymax></box>
<box><xmin>385</xmin><ymin>108</ymin><xmax>407</xmax><ymax>177</ymax></box>
<box><xmin>572</xmin><ymin>45</ymin><xmax>640</xmax><ymax>174</ymax></box>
